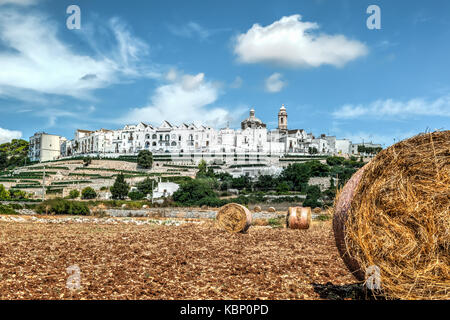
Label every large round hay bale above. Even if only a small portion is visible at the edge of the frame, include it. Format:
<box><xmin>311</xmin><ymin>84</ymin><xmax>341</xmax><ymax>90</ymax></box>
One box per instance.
<box><xmin>216</xmin><ymin>203</ymin><xmax>252</xmax><ymax>233</ymax></box>
<box><xmin>286</xmin><ymin>207</ymin><xmax>311</xmax><ymax>229</ymax></box>
<box><xmin>333</xmin><ymin>131</ymin><xmax>450</xmax><ymax>300</ymax></box>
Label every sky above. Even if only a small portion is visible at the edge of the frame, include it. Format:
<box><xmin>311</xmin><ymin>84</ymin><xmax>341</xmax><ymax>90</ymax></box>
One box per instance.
<box><xmin>0</xmin><ymin>0</ymin><xmax>449</xmax><ymax>147</ymax></box>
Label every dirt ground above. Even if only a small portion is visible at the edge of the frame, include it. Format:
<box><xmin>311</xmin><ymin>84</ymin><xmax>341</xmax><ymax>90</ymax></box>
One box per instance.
<box><xmin>0</xmin><ymin>218</ymin><xmax>366</xmax><ymax>300</ymax></box>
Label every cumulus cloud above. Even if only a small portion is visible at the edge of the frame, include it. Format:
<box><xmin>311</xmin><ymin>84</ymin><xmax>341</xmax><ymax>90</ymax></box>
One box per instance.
<box><xmin>265</xmin><ymin>73</ymin><xmax>286</xmax><ymax>93</ymax></box>
<box><xmin>333</xmin><ymin>95</ymin><xmax>450</xmax><ymax>119</ymax></box>
<box><xmin>234</xmin><ymin>14</ymin><xmax>368</xmax><ymax>68</ymax></box>
<box><xmin>120</xmin><ymin>72</ymin><xmax>237</xmax><ymax>127</ymax></box>
<box><xmin>0</xmin><ymin>127</ymin><xmax>22</xmax><ymax>144</ymax></box>
<box><xmin>0</xmin><ymin>8</ymin><xmax>150</xmax><ymax>100</ymax></box>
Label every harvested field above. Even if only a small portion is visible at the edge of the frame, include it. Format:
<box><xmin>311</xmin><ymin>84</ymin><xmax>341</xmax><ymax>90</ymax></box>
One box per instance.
<box><xmin>0</xmin><ymin>217</ymin><xmax>363</xmax><ymax>300</ymax></box>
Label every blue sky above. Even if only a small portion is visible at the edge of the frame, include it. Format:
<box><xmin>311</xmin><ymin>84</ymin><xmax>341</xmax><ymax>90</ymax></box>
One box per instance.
<box><xmin>0</xmin><ymin>0</ymin><xmax>449</xmax><ymax>147</ymax></box>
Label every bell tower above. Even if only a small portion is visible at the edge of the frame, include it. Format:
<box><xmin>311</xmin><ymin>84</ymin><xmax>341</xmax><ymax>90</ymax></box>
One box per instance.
<box><xmin>278</xmin><ymin>104</ymin><xmax>288</xmax><ymax>133</ymax></box>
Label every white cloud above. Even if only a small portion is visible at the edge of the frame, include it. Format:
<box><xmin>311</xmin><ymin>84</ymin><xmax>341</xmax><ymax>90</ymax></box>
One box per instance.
<box><xmin>168</xmin><ymin>22</ymin><xmax>211</xmax><ymax>40</ymax></box>
<box><xmin>0</xmin><ymin>127</ymin><xmax>22</xmax><ymax>144</ymax></box>
<box><xmin>333</xmin><ymin>95</ymin><xmax>450</xmax><ymax>119</ymax></box>
<box><xmin>120</xmin><ymin>72</ymin><xmax>238</xmax><ymax>127</ymax></box>
<box><xmin>234</xmin><ymin>14</ymin><xmax>368</xmax><ymax>68</ymax></box>
<box><xmin>0</xmin><ymin>0</ymin><xmax>37</xmax><ymax>6</ymax></box>
<box><xmin>0</xmin><ymin>8</ymin><xmax>150</xmax><ymax>100</ymax></box>
<box><xmin>265</xmin><ymin>73</ymin><xmax>286</xmax><ymax>93</ymax></box>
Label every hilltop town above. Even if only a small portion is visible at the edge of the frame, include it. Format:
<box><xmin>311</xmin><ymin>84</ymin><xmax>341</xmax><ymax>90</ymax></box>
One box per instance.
<box><xmin>28</xmin><ymin>105</ymin><xmax>382</xmax><ymax>164</ymax></box>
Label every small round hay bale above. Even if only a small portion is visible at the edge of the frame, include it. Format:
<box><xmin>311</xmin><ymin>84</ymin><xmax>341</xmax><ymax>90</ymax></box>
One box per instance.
<box><xmin>216</xmin><ymin>203</ymin><xmax>252</xmax><ymax>233</ymax></box>
<box><xmin>121</xmin><ymin>204</ymin><xmax>127</xmax><ymax>209</ymax></box>
<box><xmin>253</xmin><ymin>205</ymin><xmax>261</xmax><ymax>212</ymax></box>
<box><xmin>286</xmin><ymin>207</ymin><xmax>311</xmax><ymax>230</ymax></box>
<box><xmin>201</xmin><ymin>205</ymin><xmax>208</xmax><ymax>210</ymax></box>
<box><xmin>142</xmin><ymin>205</ymin><xmax>149</xmax><ymax>209</ymax></box>
<box><xmin>268</xmin><ymin>207</ymin><xmax>276</xmax><ymax>213</ymax></box>
<box><xmin>313</xmin><ymin>207</ymin><xmax>322</xmax><ymax>214</ymax></box>
<box><xmin>333</xmin><ymin>131</ymin><xmax>450</xmax><ymax>300</ymax></box>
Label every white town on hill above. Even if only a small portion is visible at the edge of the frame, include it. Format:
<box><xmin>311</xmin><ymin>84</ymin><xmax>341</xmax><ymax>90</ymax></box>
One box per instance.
<box><xmin>28</xmin><ymin>105</ymin><xmax>381</xmax><ymax>168</ymax></box>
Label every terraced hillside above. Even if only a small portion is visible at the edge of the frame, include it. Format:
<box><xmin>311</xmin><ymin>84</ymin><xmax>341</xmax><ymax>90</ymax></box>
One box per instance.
<box><xmin>0</xmin><ymin>160</ymin><xmax>196</xmax><ymax>198</ymax></box>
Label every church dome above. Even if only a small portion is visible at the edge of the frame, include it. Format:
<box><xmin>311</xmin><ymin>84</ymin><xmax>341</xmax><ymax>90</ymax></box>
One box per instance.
<box><xmin>241</xmin><ymin>108</ymin><xmax>266</xmax><ymax>130</ymax></box>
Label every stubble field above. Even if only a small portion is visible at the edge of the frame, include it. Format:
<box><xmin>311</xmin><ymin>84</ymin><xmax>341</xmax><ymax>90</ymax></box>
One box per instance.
<box><xmin>0</xmin><ymin>217</ymin><xmax>364</xmax><ymax>300</ymax></box>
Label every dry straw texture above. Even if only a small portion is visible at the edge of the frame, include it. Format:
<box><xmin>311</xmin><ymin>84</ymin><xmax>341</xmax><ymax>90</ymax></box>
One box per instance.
<box><xmin>216</xmin><ymin>203</ymin><xmax>252</xmax><ymax>233</ymax></box>
<box><xmin>334</xmin><ymin>131</ymin><xmax>449</xmax><ymax>300</ymax></box>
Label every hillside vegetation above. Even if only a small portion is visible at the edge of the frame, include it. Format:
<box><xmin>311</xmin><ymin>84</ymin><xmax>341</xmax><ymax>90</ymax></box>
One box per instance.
<box><xmin>0</xmin><ymin>139</ymin><xmax>30</xmax><ymax>170</ymax></box>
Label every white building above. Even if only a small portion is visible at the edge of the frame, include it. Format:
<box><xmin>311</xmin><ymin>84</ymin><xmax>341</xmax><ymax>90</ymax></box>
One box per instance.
<box><xmin>152</xmin><ymin>182</ymin><xmax>180</xmax><ymax>199</ymax></box>
<box><xmin>29</xmin><ymin>132</ymin><xmax>66</xmax><ymax>162</ymax></box>
<box><xmin>32</xmin><ymin>105</ymin><xmax>360</xmax><ymax>162</ymax></box>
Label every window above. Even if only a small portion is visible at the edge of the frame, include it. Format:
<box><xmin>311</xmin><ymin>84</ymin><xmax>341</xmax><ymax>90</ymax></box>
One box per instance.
<box><xmin>152</xmin><ymin>134</ymin><xmax>157</xmax><ymax>139</ymax></box>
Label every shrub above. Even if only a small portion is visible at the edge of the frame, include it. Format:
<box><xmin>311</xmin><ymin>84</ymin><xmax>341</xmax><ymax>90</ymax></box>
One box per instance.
<box><xmin>68</xmin><ymin>189</ymin><xmax>80</xmax><ymax>199</ymax></box>
<box><xmin>83</xmin><ymin>157</ymin><xmax>92</xmax><ymax>167</ymax></box>
<box><xmin>81</xmin><ymin>187</ymin><xmax>97</xmax><ymax>200</ymax></box>
<box><xmin>36</xmin><ymin>199</ymin><xmax>90</xmax><ymax>215</ymax></box>
<box><xmin>10</xmin><ymin>189</ymin><xmax>27</xmax><ymax>200</ymax></box>
<box><xmin>128</xmin><ymin>190</ymin><xmax>145</xmax><ymax>201</ymax></box>
<box><xmin>0</xmin><ymin>204</ymin><xmax>17</xmax><ymax>215</ymax></box>
<box><xmin>0</xmin><ymin>184</ymin><xmax>10</xmax><ymax>200</ymax></box>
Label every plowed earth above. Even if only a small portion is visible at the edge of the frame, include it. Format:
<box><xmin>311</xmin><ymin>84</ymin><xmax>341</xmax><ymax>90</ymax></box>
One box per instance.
<box><xmin>0</xmin><ymin>218</ymin><xmax>365</xmax><ymax>299</ymax></box>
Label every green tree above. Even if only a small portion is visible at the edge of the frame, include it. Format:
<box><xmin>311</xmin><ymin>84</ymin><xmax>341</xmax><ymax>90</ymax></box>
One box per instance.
<box><xmin>254</xmin><ymin>175</ymin><xmax>276</xmax><ymax>191</ymax></box>
<box><xmin>0</xmin><ymin>152</ymin><xmax>8</xmax><ymax>170</ymax></box>
<box><xmin>276</xmin><ymin>181</ymin><xmax>290</xmax><ymax>193</ymax></box>
<box><xmin>68</xmin><ymin>189</ymin><xmax>80</xmax><ymax>199</ymax></box>
<box><xmin>10</xmin><ymin>189</ymin><xmax>27</xmax><ymax>200</ymax></box>
<box><xmin>136</xmin><ymin>177</ymin><xmax>156</xmax><ymax>195</ymax></box>
<box><xmin>0</xmin><ymin>184</ymin><xmax>10</xmax><ymax>200</ymax></box>
<box><xmin>81</xmin><ymin>187</ymin><xmax>97</xmax><ymax>200</ymax></box>
<box><xmin>137</xmin><ymin>150</ymin><xmax>153</xmax><ymax>169</ymax></box>
<box><xmin>326</xmin><ymin>156</ymin><xmax>345</xmax><ymax>166</ymax></box>
<box><xmin>280</xmin><ymin>163</ymin><xmax>311</xmax><ymax>191</ymax></box>
<box><xmin>196</xmin><ymin>160</ymin><xmax>215</xmax><ymax>179</ymax></box>
<box><xmin>110</xmin><ymin>173</ymin><xmax>130</xmax><ymax>200</ymax></box>
<box><xmin>172</xmin><ymin>179</ymin><xmax>216</xmax><ymax>206</ymax></box>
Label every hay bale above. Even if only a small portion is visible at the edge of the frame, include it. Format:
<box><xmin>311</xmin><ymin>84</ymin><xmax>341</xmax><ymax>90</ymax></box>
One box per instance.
<box><xmin>286</xmin><ymin>207</ymin><xmax>311</xmax><ymax>230</ymax></box>
<box><xmin>121</xmin><ymin>204</ymin><xmax>127</xmax><ymax>209</ymax></box>
<box><xmin>313</xmin><ymin>207</ymin><xmax>322</xmax><ymax>214</ymax></box>
<box><xmin>333</xmin><ymin>131</ymin><xmax>450</xmax><ymax>300</ymax></box>
<box><xmin>268</xmin><ymin>207</ymin><xmax>276</xmax><ymax>213</ymax></box>
<box><xmin>253</xmin><ymin>205</ymin><xmax>261</xmax><ymax>212</ymax></box>
<box><xmin>216</xmin><ymin>203</ymin><xmax>252</xmax><ymax>233</ymax></box>
<box><xmin>142</xmin><ymin>205</ymin><xmax>149</xmax><ymax>209</ymax></box>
